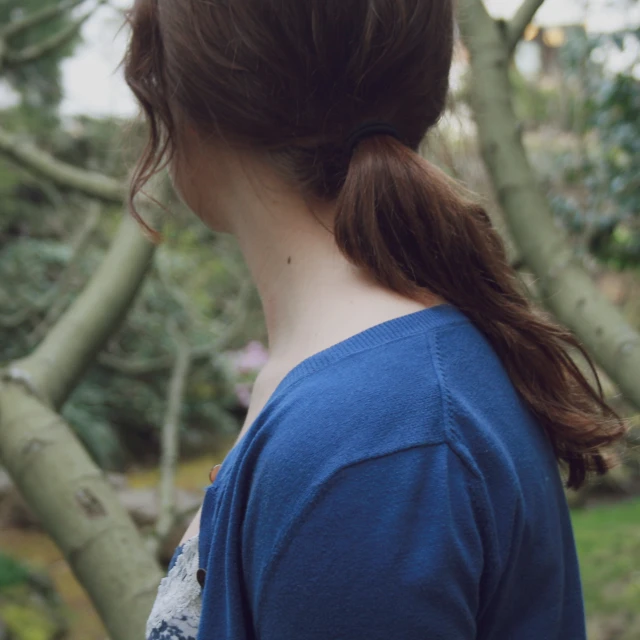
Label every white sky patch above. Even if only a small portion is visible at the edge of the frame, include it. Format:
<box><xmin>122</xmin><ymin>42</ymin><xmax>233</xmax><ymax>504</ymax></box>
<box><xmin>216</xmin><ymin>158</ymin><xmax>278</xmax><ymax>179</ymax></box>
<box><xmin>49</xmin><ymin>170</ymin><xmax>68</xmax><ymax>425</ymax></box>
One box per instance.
<box><xmin>0</xmin><ymin>80</ymin><xmax>20</xmax><ymax>110</ymax></box>
<box><xmin>60</xmin><ymin>0</ymin><xmax>136</xmax><ymax>118</ymax></box>
<box><xmin>486</xmin><ymin>0</ymin><xmax>640</xmax><ymax>30</ymax></box>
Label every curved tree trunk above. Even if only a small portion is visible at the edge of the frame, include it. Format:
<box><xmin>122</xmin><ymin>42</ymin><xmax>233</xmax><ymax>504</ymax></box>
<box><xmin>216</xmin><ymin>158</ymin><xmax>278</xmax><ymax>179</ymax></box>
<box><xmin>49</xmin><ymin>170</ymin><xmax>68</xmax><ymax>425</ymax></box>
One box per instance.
<box><xmin>0</xmin><ymin>214</ymin><xmax>161</xmax><ymax>640</ymax></box>
<box><xmin>12</xmin><ymin>214</ymin><xmax>155</xmax><ymax>408</ymax></box>
<box><xmin>458</xmin><ymin>0</ymin><xmax>640</xmax><ymax>409</ymax></box>
<box><xmin>0</xmin><ymin>6</ymin><xmax>163</xmax><ymax>637</ymax></box>
<box><xmin>0</xmin><ymin>384</ymin><xmax>163</xmax><ymax>640</ymax></box>
<box><xmin>0</xmin><ymin>215</ymin><xmax>160</xmax><ymax>640</ymax></box>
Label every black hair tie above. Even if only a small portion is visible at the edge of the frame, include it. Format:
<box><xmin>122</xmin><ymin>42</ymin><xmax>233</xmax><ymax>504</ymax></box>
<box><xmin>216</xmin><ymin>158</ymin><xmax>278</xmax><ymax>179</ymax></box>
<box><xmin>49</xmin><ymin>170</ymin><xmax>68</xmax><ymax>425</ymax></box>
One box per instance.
<box><xmin>346</xmin><ymin>122</ymin><xmax>401</xmax><ymax>155</ymax></box>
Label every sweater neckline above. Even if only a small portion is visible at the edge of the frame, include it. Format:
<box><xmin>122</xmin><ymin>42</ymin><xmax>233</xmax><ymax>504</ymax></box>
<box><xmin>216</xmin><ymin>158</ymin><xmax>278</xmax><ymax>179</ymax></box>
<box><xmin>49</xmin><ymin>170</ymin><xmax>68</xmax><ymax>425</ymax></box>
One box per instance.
<box><xmin>244</xmin><ymin>303</ymin><xmax>467</xmax><ymax>428</ymax></box>
<box><xmin>274</xmin><ymin>303</ymin><xmax>464</xmax><ymax>395</ymax></box>
<box><xmin>219</xmin><ymin>304</ymin><xmax>466</xmax><ymax>481</ymax></box>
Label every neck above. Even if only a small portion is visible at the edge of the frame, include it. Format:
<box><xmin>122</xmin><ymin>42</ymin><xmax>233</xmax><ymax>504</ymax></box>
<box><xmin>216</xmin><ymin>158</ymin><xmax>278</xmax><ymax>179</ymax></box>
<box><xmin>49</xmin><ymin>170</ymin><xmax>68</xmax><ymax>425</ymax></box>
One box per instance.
<box><xmin>230</xmin><ymin>194</ymin><xmax>358</xmax><ymax>356</ymax></box>
<box><xmin>199</xmin><ymin>153</ymin><xmax>436</xmax><ymax>374</ymax></box>
<box><xmin>229</xmin><ymin>189</ymin><xmax>432</xmax><ymax>369</ymax></box>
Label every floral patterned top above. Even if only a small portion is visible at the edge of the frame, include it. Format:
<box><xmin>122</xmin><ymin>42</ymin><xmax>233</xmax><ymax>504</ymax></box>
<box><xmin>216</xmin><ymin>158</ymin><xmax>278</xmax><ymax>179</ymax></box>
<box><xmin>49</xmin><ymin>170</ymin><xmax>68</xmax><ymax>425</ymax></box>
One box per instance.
<box><xmin>146</xmin><ymin>536</ymin><xmax>202</xmax><ymax>640</ymax></box>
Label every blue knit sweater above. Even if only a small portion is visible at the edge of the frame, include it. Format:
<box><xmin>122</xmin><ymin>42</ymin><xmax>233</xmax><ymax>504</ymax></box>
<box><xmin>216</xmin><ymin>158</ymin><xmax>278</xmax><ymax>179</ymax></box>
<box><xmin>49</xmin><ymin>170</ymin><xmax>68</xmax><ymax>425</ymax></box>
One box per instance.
<box><xmin>195</xmin><ymin>305</ymin><xmax>585</xmax><ymax>639</ymax></box>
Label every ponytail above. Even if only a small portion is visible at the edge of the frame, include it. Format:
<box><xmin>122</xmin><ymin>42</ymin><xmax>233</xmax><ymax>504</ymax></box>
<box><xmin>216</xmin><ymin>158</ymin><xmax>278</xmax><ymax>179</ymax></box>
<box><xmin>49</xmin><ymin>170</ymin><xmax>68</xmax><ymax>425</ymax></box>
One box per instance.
<box><xmin>335</xmin><ymin>135</ymin><xmax>625</xmax><ymax>489</ymax></box>
<box><xmin>124</xmin><ymin>0</ymin><xmax>625</xmax><ymax>487</ymax></box>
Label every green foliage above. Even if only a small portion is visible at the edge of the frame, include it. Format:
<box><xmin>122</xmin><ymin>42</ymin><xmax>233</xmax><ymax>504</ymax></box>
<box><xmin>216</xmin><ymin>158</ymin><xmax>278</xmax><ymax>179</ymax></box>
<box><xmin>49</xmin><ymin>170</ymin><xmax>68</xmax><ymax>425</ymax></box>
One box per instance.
<box><xmin>1</xmin><ymin>233</ymin><xmax>254</xmax><ymax>469</ymax></box>
<box><xmin>52</xmin><ymin>116</ymin><xmax>145</xmax><ymax>179</ymax></box>
<box><xmin>572</xmin><ymin>499</ymin><xmax>640</xmax><ymax>639</ymax></box>
<box><xmin>512</xmin><ymin>23</ymin><xmax>640</xmax><ymax>269</ymax></box>
<box><xmin>0</xmin><ymin>553</ymin><xmax>30</xmax><ymax>592</ymax></box>
<box><xmin>0</xmin><ymin>164</ymin><xmax>44</xmax><ymax>240</ymax></box>
<box><xmin>541</xmin><ymin>28</ymin><xmax>640</xmax><ymax>268</ymax></box>
<box><xmin>583</xmin><ymin>71</ymin><xmax>640</xmax><ymax>265</ymax></box>
<box><xmin>510</xmin><ymin>67</ymin><xmax>558</xmax><ymax>128</ymax></box>
<box><xmin>62</xmin><ymin>399</ymin><xmax>129</xmax><ymax>470</ymax></box>
<box><xmin>0</xmin><ymin>109</ymin><xmax>137</xmax><ymax>245</ymax></box>
<box><xmin>0</xmin><ymin>602</ymin><xmax>61</xmax><ymax>640</ymax></box>
<box><xmin>0</xmin><ymin>554</ymin><xmax>66</xmax><ymax>639</ymax></box>
<box><xmin>0</xmin><ymin>215</ymin><xmax>255</xmax><ymax>468</ymax></box>
<box><xmin>0</xmin><ymin>103</ymin><xmax>261</xmax><ymax>470</ymax></box>
<box><xmin>0</xmin><ymin>22</ymin><xmax>256</xmax><ymax>468</ymax></box>
<box><xmin>0</xmin><ymin>0</ymin><xmax>84</xmax><ymax>125</ymax></box>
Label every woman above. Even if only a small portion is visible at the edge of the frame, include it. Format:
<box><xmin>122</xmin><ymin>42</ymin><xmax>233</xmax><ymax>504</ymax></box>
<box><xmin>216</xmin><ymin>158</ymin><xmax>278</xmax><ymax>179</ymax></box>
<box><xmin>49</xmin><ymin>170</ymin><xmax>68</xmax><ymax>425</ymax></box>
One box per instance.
<box><xmin>124</xmin><ymin>1</ymin><xmax>624</xmax><ymax>639</ymax></box>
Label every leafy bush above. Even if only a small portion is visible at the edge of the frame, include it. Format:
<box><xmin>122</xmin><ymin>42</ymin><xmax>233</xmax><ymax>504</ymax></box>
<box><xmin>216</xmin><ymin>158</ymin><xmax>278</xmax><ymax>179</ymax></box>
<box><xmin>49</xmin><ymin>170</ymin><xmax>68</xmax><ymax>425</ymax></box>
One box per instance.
<box><xmin>0</xmin><ymin>553</ymin><xmax>30</xmax><ymax>592</ymax></box>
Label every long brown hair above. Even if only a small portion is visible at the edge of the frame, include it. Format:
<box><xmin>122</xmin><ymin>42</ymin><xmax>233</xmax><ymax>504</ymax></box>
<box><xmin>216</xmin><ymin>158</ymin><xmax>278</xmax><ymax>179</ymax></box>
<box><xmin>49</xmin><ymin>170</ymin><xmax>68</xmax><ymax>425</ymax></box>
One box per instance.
<box><xmin>123</xmin><ymin>0</ymin><xmax>625</xmax><ymax>489</ymax></box>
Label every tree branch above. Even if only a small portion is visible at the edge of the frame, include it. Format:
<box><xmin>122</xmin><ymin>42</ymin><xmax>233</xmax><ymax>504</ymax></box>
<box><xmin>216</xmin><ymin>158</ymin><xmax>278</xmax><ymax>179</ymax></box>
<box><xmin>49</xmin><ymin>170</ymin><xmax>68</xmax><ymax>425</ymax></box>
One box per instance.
<box><xmin>0</xmin><ymin>379</ymin><xmax>162</xmax><ymax>640</ymax></box>
<box><xmin>458</xmin><ymin>0</ymin><xmax>640</xmax><ymax>409</ymax></box>
<box><xmin>0</xmin><ymin>204</ymin><xmax>101</xmax><ymax>331</ymax></box>
<box><xmin>0</xmin><ymin>286</ymin><xmax>51</xmax><ymax>329</ymax></box>
<box><xmin>0</xmin><ymin>305</ymin><xmax>41</xmax><ymax>329</ymax></box>
<box><xmin>457</xmin><ymin>0</ymin><xmax>495</xmax><ymax>37</ymax></box>
<box><xmin>0</xmin><ymin>0</ymin><xmax>86</xmax><ymax>40</ymax></box>
<box><xmin>5</xmin><ymin>14</ymin><xmax>89</xmax><ymax>69</ymax></box>
<box><xmin>505</xmin><ymin>0</ymin><xmax>546</xmax><ymax>56</ymax></box>
<box><xmin>99</xmin><ymin>276</ymin><xmax>253</xmax><ymax>376</ymax></box>
<box><xmin>0</xmin><ymin>126</ymin><xmax>123</xmax><ymax>203</ymax></box>
<box><xmin>29</xmin><ymin>204</ymin><xmax>102</xmax><ymax>343</ymax></box>
<box><xmin>12</xmin><ymin>214</ymin><xmax>155</xmax><ymax>409</ymax></box>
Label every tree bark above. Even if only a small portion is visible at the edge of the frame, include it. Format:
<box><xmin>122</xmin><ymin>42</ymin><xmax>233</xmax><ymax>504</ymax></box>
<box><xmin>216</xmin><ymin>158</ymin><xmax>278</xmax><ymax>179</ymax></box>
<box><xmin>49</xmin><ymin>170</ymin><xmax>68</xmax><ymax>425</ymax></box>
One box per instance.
<box><xmin>11</xmin><ymin>214</ymin><xmax>155</xmax><ymax>409</ymax></box>
<box><xmin>458</xmin><ymin>0</ymin><xmax>640</xmax><ymax>408</ymax></box>
<box><xmin>0</xmin><ymin>6</ymin><xmax>163</xmax><ymax>638</ymax></box>
<box><xmin>1</xmin><ymin>212</ymin><xmax>160</xmax><ymax>639</ymax></box>
<box><xmin>0</xmin><ymin>383</ymin><xmax>162</xmax><ymax>640</ymax></box>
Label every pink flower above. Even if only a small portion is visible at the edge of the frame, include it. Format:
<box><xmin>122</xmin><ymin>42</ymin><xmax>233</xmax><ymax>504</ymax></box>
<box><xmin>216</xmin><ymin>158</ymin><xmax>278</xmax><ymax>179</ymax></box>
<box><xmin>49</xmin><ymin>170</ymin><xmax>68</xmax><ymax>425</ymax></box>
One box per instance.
<box><xmin>230</xmin><ymin>341</ymin><xmax>268</xmax><ymax>375</ymax></box>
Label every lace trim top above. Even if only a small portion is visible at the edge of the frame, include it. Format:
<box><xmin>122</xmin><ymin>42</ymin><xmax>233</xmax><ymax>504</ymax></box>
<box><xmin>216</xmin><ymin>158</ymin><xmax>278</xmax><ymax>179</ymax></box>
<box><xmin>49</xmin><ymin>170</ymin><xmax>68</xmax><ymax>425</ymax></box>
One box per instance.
<box><xmin>146</xmin><ymin>536</ymin><xmax>202</xmax><ymax>640</ymax></box>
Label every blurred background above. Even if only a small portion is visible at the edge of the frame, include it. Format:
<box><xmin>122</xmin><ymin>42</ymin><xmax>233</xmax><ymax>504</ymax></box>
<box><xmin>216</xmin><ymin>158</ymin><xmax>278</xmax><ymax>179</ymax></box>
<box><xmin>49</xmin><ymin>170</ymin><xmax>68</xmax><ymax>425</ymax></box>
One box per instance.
<box><xmin>0</xmin><ymin>0</ymin><xmax>638</xmax><ymax>638</ymax></box>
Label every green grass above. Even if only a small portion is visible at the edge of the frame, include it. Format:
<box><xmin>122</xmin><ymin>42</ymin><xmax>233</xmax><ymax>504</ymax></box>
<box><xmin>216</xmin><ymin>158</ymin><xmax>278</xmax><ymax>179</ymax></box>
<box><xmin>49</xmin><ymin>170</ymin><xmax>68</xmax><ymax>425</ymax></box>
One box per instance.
<box><xmin>572</xmin><ymin>499</ymin><xmax>640</xmax><ymax>640</ymax></box>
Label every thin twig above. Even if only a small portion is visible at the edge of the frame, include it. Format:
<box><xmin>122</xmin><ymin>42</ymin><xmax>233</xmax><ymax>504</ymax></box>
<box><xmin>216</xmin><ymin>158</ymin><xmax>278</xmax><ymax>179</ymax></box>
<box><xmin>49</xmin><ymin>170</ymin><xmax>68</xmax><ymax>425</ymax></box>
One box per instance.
<box><xmin>155</xmin><ymin>323</ymin><xmax>192</xmax><ymax>545</ymax></box>
<box><xmin>12</xmin><ymin>214</ymin><xmax>155</xmax><ymax>409</ymax></box>
<box><xmin>102</xmin><ymin>256</ymin><xmax>254</xmax><ymax>377</ymax></box>
<box><xmin>0</xmin><ymin>126</ymin><xmax>123</xmax><ymax>203</ymax></box>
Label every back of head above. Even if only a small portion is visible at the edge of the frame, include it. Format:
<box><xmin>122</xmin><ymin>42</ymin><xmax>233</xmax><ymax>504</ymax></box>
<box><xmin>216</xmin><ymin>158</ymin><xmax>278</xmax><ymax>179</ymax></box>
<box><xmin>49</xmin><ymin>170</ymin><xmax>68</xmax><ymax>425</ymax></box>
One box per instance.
<box><xmin>124</xmin><ymin>0</ymin><xmax>625</xmax><ymax>488</ymax></box>
<box><xmin>125</xmin><ymin>0</ymin><xmax>453</xmax><ymax>197</ymax></box>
